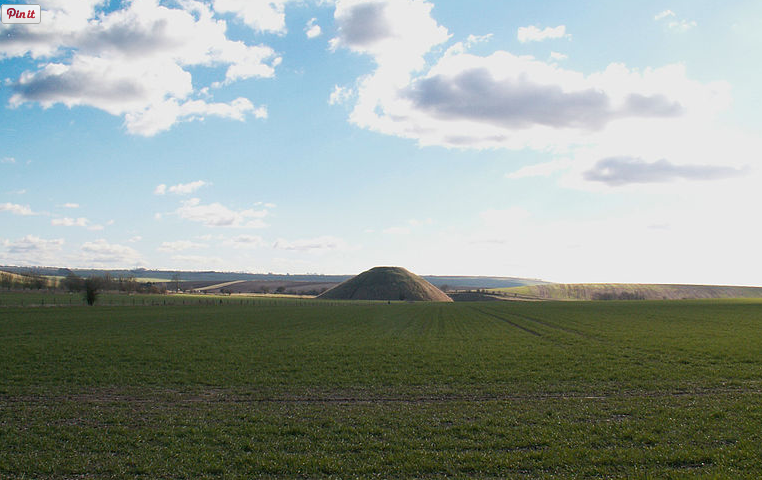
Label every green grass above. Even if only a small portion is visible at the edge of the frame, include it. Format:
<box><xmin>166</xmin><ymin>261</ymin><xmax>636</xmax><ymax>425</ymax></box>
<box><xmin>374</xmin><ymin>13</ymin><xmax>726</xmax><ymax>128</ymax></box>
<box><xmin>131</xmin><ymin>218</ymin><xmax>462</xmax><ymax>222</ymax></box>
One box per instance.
<box><xmin>0</xmin><ymin>291</ymin><xmax>349</xmax><ymax>307</ymax></box>
<box><xmin>2</xmin><ymin>299</ymin><xmax>762</xmax><ymax>477</ymax></box>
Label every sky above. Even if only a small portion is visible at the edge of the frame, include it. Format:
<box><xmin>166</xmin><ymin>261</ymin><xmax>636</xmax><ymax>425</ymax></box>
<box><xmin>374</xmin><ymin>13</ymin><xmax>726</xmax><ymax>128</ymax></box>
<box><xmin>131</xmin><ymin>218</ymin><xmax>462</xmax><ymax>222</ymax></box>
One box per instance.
<box><xmin>1</xmin><ymin>0</ymin><xmax>761</xmax><ymax>285</ymax></box>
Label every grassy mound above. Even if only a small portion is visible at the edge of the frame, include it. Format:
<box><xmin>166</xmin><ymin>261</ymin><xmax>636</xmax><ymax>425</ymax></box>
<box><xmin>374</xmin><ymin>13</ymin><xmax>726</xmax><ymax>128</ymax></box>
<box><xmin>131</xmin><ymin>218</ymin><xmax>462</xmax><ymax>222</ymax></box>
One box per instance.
<box><xmin>318</xmin><ymin>266</ymin><xmax>453</xmax><ymax>302</ymax></box>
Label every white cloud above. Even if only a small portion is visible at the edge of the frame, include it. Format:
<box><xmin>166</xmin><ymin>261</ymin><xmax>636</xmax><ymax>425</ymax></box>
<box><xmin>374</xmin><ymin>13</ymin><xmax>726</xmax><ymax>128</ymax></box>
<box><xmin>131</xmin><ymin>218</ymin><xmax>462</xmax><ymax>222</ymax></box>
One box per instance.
<box><xmin>1</xmin><ymin>157</ymin><xmax>16</xmax><ymax>164</ymax></box>
<box><xmin>1</xmin><ymin>235</ymin><xmax>64</xmax><ymax>265</ymax></box>
<box><xmin>51</xmin><ymin>217</ymin><xmax>88</xmax><ymax>227</ymax></box>
<box><xmin>329</xmin><ymin>85</ymin><xmax>354</xmax><ymax>105</ymax></box>
<box><xmin>549</xmin><ymin>51</ymin><xmax>568</xmax><ymax>61</ymax></box>
<box><xmin>517</xmin><ymin>25</ymin><xmax>570</xmax><ymax>43</ymax></box>
<box><xmin>305</xmin><ymin>17</ymin><xmax>322</xmax><ymax>38</ymax></box>
<box><xmin>213</xmin><ymin>0</ymin><xmax>290</xmax><ymax>34</ymax></box>
<box><xmin>51</xmin><ymin>216</ymin><xmax>105</xmax><ymax>230</ymax></box>
<box><xmin>465</xmin><ymin>34</ymin><xmax>492</xmax><ymax>47</ymax></box>
<box><xmin>330</xmin><ymin>0</ymin><xmax>450</xmax><ymax>91</ymax></box>
<box><xmin>155</xmin><ymin>180</ymin><xmax>208</xmax><ymax>195</ymax></box>
<box><xmin>3</xmin><ymin>235</ymin><xmax>63</xmax><ymax>253</ymax></box>
<box><xmin>667</xmin><ymin>19</ymin><xmax>697</xmax><ymax>32</ymax></box>
<box><xmin>128</xmin><ymin>236</ymin><xmax>142</xmax><ymax>243</ymax></box>
<box><xmin>337</xmin><ymin>28</ymin><xmax>731</xmax><ymax>152</ymax></box>
<box><xmin>5</xmin><ymin>0</ymin><xmax>280</xmax><ymax>136</ymax></box>
<box><xmin>0</xmin><ymin>202</ymin><xmax>36</xmax><ymax>216</ymax></box>
<box><xmin>157</xmin><ymin>240</ymin><xmax>208</xmax><ymax>252</ymax></box>
<box><xmin>273</xmin><ymin>235</ymin><xmax>346</xmax><ymax>252</ymax></box>
<box><xmin>654</xmin><ymin>10</ymin><xmax>696</xmax><ymax>32</ymax></box>
<box><xmin>60</xmin><ymin>202</ymin><xmax>79</xmax><ymax>208</ymax></box>
<box><xmin>654</xmin><ymin>10</ymin><xmax>675</xmax><ymax>20</ymax></box>
<box><xmin>224</xmin><ymin>234</ymin><xmax>266</xmax><ymax>248</ymax></box>
<box><xmin>80</xmin><ymin>239</ymin><xmax>143</xmax><ymax>266</ymax></box>
<box><xmin>175</xmin><ymin>198</ymin><xmax>269</xmax><ymax>228</ymax></box>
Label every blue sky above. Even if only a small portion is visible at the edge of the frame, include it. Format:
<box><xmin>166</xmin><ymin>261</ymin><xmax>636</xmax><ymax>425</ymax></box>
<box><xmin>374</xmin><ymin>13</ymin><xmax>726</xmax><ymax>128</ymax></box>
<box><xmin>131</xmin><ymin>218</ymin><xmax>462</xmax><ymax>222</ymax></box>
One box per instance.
<box><xmin>1</xmin><ymin>0</ymin><xmax>761</xmax><ymax>285</ymax></box>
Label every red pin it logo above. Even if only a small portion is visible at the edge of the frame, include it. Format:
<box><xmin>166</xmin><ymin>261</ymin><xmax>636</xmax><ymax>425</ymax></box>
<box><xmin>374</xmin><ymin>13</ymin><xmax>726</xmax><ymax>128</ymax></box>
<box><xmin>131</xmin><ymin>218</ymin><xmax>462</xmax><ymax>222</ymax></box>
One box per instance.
<box><xmin>2</xmin><ymin>4</ymin><xmax>41</xmax><ymax>24</ymax></box>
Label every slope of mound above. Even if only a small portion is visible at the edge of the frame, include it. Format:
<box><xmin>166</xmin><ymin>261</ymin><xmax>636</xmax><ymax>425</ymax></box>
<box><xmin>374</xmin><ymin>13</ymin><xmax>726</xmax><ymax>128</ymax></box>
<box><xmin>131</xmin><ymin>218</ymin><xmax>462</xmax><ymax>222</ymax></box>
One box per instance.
<box><xmin>494</xmin><ymin>283</ymin><xmax>762</xmax><ymax>300</ymax></box>
<box><xmin>318</xmin><ymin>266</ymin><xmax>453</xmax><ymax>302</ymax></box>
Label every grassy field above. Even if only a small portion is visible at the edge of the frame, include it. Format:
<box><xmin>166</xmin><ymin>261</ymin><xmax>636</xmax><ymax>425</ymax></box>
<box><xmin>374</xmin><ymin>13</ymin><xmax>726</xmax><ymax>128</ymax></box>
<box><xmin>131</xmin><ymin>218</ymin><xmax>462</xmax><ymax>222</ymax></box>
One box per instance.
<box><xmin>2</xmin><ymin>299</ymin><xmax>762</xmax><ymax>477</ymax></box>
<box><xmin>0</xmin><ymin>291</ymin><xmax>346</xmax><ymax>307</ymax></box>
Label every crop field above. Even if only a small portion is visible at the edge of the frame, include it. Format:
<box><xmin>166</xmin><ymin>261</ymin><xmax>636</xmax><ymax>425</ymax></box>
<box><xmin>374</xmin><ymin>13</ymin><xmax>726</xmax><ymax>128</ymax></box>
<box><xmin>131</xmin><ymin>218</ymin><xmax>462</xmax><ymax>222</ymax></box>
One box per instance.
<box><xmin>2</xmin><ymin>299</ymin><xmax>762</xmax><ymax>478</ymax></box>
<box><xmin>0</xmin><ymin>292</ymin><xmax>354</xmax><ymax>307</ymax></box>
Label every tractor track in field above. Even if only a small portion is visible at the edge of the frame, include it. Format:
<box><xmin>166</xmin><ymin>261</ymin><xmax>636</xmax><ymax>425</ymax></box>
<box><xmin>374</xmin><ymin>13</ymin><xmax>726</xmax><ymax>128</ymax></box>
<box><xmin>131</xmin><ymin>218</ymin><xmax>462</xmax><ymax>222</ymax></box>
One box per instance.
<box><xmin>492</xmin><ymin>308</ymin><xmax>602</xmax><ymax>342</ymax></box>
<box><xmin>469</xmin><ymin>306</ymin><xmax>543</xmax><ymax>337</ymax></box>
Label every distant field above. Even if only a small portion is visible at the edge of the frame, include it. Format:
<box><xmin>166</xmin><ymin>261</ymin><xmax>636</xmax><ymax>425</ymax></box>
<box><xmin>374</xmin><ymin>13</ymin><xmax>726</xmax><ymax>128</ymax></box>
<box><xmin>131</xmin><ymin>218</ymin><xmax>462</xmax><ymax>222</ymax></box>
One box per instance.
<box><xmin>2</xmin><ymin>298</ymin><xmax>762</xmax><ymax>477</ymax></box>
<box><xmin>0</xmin><ymin>291</ymin><xmax>344</xmax><ymax>307</ymax></box>
<box><xmin>493</xmin><ymin>283</ymin><xmax>762</xmax><ymax>301</ymax></box>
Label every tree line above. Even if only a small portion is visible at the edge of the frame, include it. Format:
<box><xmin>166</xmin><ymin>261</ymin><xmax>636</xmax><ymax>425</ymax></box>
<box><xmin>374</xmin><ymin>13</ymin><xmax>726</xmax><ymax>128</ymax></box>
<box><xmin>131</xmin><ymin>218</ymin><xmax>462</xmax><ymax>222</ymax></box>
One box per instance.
<box><xmin>1</xmin><ymin>271</ymin><xmax>167</xmax><ymax>306</ymax></box>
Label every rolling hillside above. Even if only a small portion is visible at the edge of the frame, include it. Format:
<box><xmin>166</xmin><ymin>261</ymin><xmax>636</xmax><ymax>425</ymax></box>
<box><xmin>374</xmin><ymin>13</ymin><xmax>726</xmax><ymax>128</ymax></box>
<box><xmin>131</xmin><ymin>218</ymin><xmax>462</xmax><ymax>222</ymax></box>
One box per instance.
<box><xmin>493</xmin><ymin>283</ymin><xmax>762</xmax><ymax>300</ymax></box>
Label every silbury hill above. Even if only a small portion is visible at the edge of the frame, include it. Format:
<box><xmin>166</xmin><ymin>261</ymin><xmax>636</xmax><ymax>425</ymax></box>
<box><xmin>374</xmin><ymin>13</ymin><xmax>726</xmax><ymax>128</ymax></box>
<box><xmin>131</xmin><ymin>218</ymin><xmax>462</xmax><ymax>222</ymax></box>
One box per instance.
<box><xmin>317</xmin><ymin>266</ymin><xmax>453</xmax><ymax>302</ymax></box>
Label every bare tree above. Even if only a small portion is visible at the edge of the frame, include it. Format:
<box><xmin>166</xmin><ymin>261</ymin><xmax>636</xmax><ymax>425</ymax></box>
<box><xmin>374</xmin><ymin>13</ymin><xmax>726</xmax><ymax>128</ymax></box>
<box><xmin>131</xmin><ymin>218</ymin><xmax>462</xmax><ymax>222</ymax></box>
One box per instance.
<box><xmin>84</xmin><ymin>278</ymin><xmax>100</xmax><ymax>306</ymax></box>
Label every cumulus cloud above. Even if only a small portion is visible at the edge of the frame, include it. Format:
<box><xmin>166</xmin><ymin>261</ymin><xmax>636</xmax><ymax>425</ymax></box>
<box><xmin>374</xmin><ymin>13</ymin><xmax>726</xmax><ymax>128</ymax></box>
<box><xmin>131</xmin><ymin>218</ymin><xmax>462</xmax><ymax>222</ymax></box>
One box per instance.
<box><xmin>273</xmin><ymin>235</ymin><xmax>346</xmax><ymax>252</ymax></box>
<box><xmin>213</xmin><ymin>0</ymin><xmax>290</xmax><ymax>34</ymax></box>
<box><xmin>330</xmin><ymin>1</ymin><xmax>728</xmax><ymax>154</ymax></box>
<box><xmin>1</xmin><ymin>157</ymin><xmax>16</xmax><ymax>164</ymax></box>
<box><xmin>305</xmin><ymin>17</ymin><xmax>322</xmax><ymax>38</ymax></box>
<box><xmin>157</xmin><ymin>240</ymin><xmax>208</xmax><ymax>252</ymax></box>
<box><xmin>4</xmin><ymin>0</ymin><xmax>279</xmax><ymax>136</ymax></box>
<box><xmin>517</xmin><ymin>25</ymin><xmax>570</xmax><ymax>43</ymax></box>
<box><xmin>1</xmin><ymin>235</ymin><xmax>64</xmax><ymax>265</ymax></box>
<box><xmin>348</xmin><ymin>45</ymin><xmax>710</xmax><ymax>148</ymax></box>
<box><xmin>155</xmin><ymin>180</ymin><xmax>208</xmax><ymax>195</ymax></box>
<box><xmin>582</xmin><ymin>157</ymin><xmax>747</xmax><ymax>186</ymax></box>
<box><xmin>0</xmin><ymin>202</ymin><xmax>36</xmax><ymax>216</ymax></box>
<box><xmin>175</xmin><ymin>198</ymin><xmax>269</xmax><ymax>228</ymax></box>
<box><xmin>60</xmin><ymin>202</ymin><xmax>79</xmax><ymax>208</ymax></box>
<box><xmin>80</xmin><ymin>239</ymin><xmax>143</xmax><ymax>266</ymax></box>
<box><xmin>331</xmin><ymin>0</ymin><xmax>450</xmax><ymax>72</ymax></box>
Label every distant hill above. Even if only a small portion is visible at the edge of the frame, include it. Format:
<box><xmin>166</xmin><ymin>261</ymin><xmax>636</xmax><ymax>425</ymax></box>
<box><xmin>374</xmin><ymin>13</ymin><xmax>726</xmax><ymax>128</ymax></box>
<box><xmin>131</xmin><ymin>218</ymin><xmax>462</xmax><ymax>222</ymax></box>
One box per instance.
<box><xmin>494</xmin><ymin>283</ymin><xmax>762</xmax><ymax>301</ymax></box>
<box><xmin>318</xmin><ymin>266</ymin><xmax>453</xmax><ymax>302</ymax></box>
<box><xmin>0</xmin><ymin>266</ymin><xmax>546</xmax><ymax>290</ymax></box>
